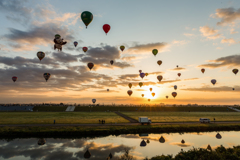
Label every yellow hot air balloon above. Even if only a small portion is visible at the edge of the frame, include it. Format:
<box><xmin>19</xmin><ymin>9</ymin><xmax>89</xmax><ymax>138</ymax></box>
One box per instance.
<box><xmin>152</xmin><ymin>92</ymin><xmax>155</xmax><ymax>97</ymax></box>
<box><xmin>139</xmin><ymin>82</ymin><xmax>143</xmax><ymax>87</ymax></box>
<box><xmin>145</xmin><ymin>73</ymin><xmax>149</xmax><ymax>76</ymax></box>
<box><xmin>128</xmin><ymin>83</ymin><xmax>132</xmax><ymax>89</ymax></box>
<box><xmin>149</xmin><ymin>88</ymin><xmax>152</xmax><ymax>92</ymax></box>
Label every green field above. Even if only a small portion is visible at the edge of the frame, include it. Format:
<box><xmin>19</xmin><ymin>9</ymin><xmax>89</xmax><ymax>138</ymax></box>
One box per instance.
<box><xmin>122</xmin><ymin>112</ymin><xmax>240</xmax><ymax>122</ymax></box>
<box><xmin>32</xmin><ymin>106</ymin><xmax>236</xmax><ymax>112</ymax></box>
<box><xmin>0</xmin><ymin>112</ymin><xmax>128</xmax><ymax>124</ymax></box>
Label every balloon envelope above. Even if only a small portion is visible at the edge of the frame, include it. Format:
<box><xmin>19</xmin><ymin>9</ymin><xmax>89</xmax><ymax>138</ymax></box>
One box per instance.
<box><xmin>157</xmin><ymin>75</ymin><xmax>163</xmax><ymax>82</ymax></box>
<box><xmin>103</xmin><ymin>24</ymin><xmax>111</xmax><ymax>34</ymax></box>
<box><xmin>127</xmin><ymin>90</ymin><xmax>133</xmax><ymax>96</ymax></box>
<box><xmin>152</xmin><ymin>92</ymin><xmax>155</xmax><ymax>97</ymax></box>
<box><xmin>140</xmin><ymin>73</ymin><xmax>145</xmax><ymax>79</ymax></box>
<box><xmin>92</xmin><ymin>99</ymin><xmax>96</xmax><ymax>103</ymax></box>
<box><xmin>43</xmin><ymin>73</ymin><xmax>51</xmax><ymax>82</ymax></box>
<box><xmin>166</xmin><ymin>96</ymin><xmax>168</xmax><ymax>99</ymax></box>
<box><xmin>201</xmin><ymin>68</ymin><xmax>205</xmax><ymax>73</ymax></box>
<box><xmin>73</xmin><ymin>41</ymin><xmax>78</xmax><ymax>47</ymax></box>
<box><xmin>141</xmin><ymin>94</ymin><xmax>144</xmax><ymax>97</ymax></box>
<box><xmin>145</xmin><ymin>73</ymin><xmax>149</xmax><ymax>76</ymax></box>
<box><xmin>149</xmin><ymin>88</ymin><xmax>152</xmax><ymax>92</ymax></box>
<box><xmin>148</xmin><ymin>99</ymin><xmax>150</xmax><ymax>101</ymax></box>
<box><xmin>177</xmin><ymin>73</ymin><xmax>181</xmax><ymax>77</ymax></box>
<box><xmin>174</xmin><ymin>85</ymin><xmax>177</xmax><ymax>90</ymax></box>
<box><xmin>152</xmin><ymin>49</ymin><xmax>158</xmax><ymax>56</ymax></box>
<box><xmin>211</xmin><ymin>79</ymin><xmax>216</xmax><ymax>85</ymax></box>
<box><xmin>88</xmin><ymin>63</ymin><xmax>94</xmax><ymax>70</ymax></box>
<box><xmin>37</xmin><ymin>51</ymin><xmax>45</xmax><ymax>61</ymax></box>
<box><xmin>233</xmin><ymin>69</ymin><xmax>238</xmax><ymax>75</ymax></box>
<box><xmin>83</xmin><ymin>47</ymin><xmax>88</xmax><ymax>52</ymax></box>
<box><xmin>110</xmin><ymin>60</ymin><xmax>114</xmax><ymax>65</ymax></box>
<box><xmin>81</xmin><ymin>11</ymin><xmax>93</xmax><ymax>28</ymax></box>
<box><xmin>172</xmin><ymin>92</ymin><xmax>177</xmax><ymax>98</ymax></box>
<box><xmin>120</xmin><ymin>45</ymin><xmax>125</xmax><ymax>51</ymax></box>
<box><xmin>139</xmin><ymin>82</ymin><xmax>143</xmax><ymax>87</ymax></box>
<box><xmin>128</xmin><ymin>83</ymin><xmax>132</xmax><ymax>89</ymax></box>
<box><xmin>12</xmin><ymin>76</ymin><xmax>17</xmax><ymax>82</ymax></box>
<box><xmin>157</xmin><ymin>60</ymin><xmax>162</xmax><ymax>66</ymax></box>
<box><xmin>107</xmin><ymin>89</ymin><xmax>109</xmax><ymax>91</ymax></box>
<box><xmin>139</xmin><ymin>70</ymin><xmax>142</xmax><ymax>73</ymax></box>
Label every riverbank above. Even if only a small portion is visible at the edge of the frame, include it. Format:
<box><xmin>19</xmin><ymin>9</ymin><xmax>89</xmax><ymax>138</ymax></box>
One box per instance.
<box><xmin>0</xmin><ymin>123</ymin><xmax>240</xmax><ymax>138</ymax></box>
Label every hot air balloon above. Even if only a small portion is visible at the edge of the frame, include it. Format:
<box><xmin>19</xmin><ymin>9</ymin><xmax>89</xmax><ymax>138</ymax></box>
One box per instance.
<box><xmin>73</xmin><ymin>41</ymin><xmax>78</xmax><ymax>47</ymax></box>
<box><xmin>43</xmin><ymin>73</ymin><xmax>51</xmax><ymax>82</ymax></box>
<box><xmin>216</xmin><ymin>133</ymin><xmax>222</xmax><ymax>139</ymax></box>
<box><xmin>120</xmin><ymin>45</ymin><xmax>125</xmax><ymax>51</ymax></box>
<box><xmin>109</xmin><ymin>153</ymin><xmax>113</xmax><ymax>159</ymax></box>
<box><xmin>88</xmin><ymin>63</ymin><xmax>94</xmax><ymax>70</ymax></box>
<box><xmin>166</xmin><ymin>96</ymin><xmax>168</xmax><ymax>99</ymax></box>
<box><xmin>140</xmin><ymin>73</ymin><xmax>145</xmax><ymax>79</ymax></box>
<box><xmin>38</xmin><ymin>138</ymin><xmax>46</xmax><ymax>145</ymax></box>
<box><xmin>149</xmin><ymin>88</ymin><xmax>152</xmax><ymax>92</ymax></box>
<box><xmin>152</xmin><ymin>92</ymin><xmax>155</xmax><ymax>97</ymax></box>
<box><xmin>201</xmin><ymin>68</ymin><xmax>205</xmax><ymax>74</ymax></box>
<box><xmin>140</xmin><ymin>140</ymin><xmax>147</xmax><ymax>147</ymax></box>
<box><xmin>12</xmin><ymin>76</ymin><xmax>17</xmax><ymax>82</ymax></box>
<box><xmin>148</xmin><ymin>99</ymin><xmax>150</xmax><ymax>101</ymax></box>
<box><xmin>141</xmin><ymin>94</ymin><xmax>144</xmax><ymax>97</ymax></box>
<box><xmin>177</xmin><ymin>73</ymin><xmax>181</xmax><ymax>77</ymax></box>
<box><xmin>157</xmin><ymin>60</ymin><xmax>162</xmax><ymax>66</ymax></box>
<box><xmin>157</xmin><ymin>75</ymin><xmax>163</xmax><ymax>82</ymax></box>
<box><xmin>81</xmin><ymin>11</ymin><xmax>93</xmax><ymax>28</ymax></box>
<box><xmin>37</xmin><ymin>51</ymin><xmax>45</xmax><ymax>61</ymax></box>
<box><xmin>233</xmin><ymin>69</ymin><xmax>238</xmax><ymax>75</ymax></box>
<box><xmin>145</xmin><ymin>73</ymin><xmax>149</xmax><ymax>76</ymax></box>
<box><xmin>107</xmin><ymin>89</ymin><xmax>109</xmax><ymax>91</ymax></box>
<box><xmin>139</xmin><ymin>82</ymin><xmax>143</xmax><ymax>87</ymax></box>
<box><xmin>139</xmin><ymin>70</ymin><xmax>142</xmax><ymax>73</ymax></box>
<box><xmin>82</xmin><ymin>47</ymin><xmax>88</xmax><ymax>52</ymax></box>
<box><xmin>110</xmin><ymin>60</ymin><xmax>114</xmax><ymax>65</ymax></box>
<box><xmin>92</xmin><ymin>99</ymin><xmax>96</xmax><ymax>104</ymax></box>
<box><xmin>172</xmin><ymin>92</ymin><xmax>177</xmax><ymax>98</ymax></box>
<box><xmin>174</xmin><ymin>85</ymin><xmax>177</xmax><ymax>90</ymax></box>
<box><xmin>128</xmin><ymin>83</ymin><xmax>132</xmax><ymax>89</ymax></box>
<box><xmin>146</xmin><ymin>139</ymin><xmax>150</xmax><ymax>143</ymax></box>
<box><xmin>176</xmin><ymin>65</ymin><xmax>178</xmax><ymax>68</ymax></box>
<box><xmin>127</xmin><ymin>90</ymin><xmax>133</xmax><ymax>96</ymax></box>
<box><xmin>152</xmin><ymin>49</ymin><xmax>158</xmax><ymax>56</ymax></box>
<box><xmin>103</xmin><ymin>24</ymin><xmax>111</xmax><ymax>35</ymax></box>
<box><xmin>84</xmin><ymin>149</ymin><xmax>91</xmax><ymax>159</ymax></box>
<box><xmin>211</xmin><ymin>79</ymin><xmax>216</xmax><ymax>85</ymax></box>
<box><xmin>233</xmin><ymin>88</ymin><xmax>235</xmax><ymax>90</ymax></box>
<box><xmin>159</xmin><ymin>136</ymin><xmax>165</xmax><ymax>143</ymax></box>
<box><xmin>181</xmin><ymin>139</ymin><xmax>185</xmax><ymax>144</ymax></box>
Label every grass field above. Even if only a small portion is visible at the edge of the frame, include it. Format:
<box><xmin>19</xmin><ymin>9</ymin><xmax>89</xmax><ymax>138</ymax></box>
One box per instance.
<box><xmin>0</xmin><ymin>112</ymin><xmax>129</xmax><ymax>124</ymax></box>
<box><xmin>122</xmin><ymin>112</ymin><xmax>240</xmax><ymax>122</ymax></box>
<box><xmin>32</xmin><ymin>106</ymin><xmax>236</xmax><ymax>112</ymax></box>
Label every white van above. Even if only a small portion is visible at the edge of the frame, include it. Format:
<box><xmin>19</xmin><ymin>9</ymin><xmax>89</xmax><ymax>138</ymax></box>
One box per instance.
<box><xmin>199</xmin><ymin>118</ymin><xmax>210</xmax><ymax>123</ymax></box>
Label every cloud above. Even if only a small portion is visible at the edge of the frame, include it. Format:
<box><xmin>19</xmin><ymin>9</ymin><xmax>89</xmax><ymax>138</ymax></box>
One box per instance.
<box><xmin>159</xmin><ymin>80</ymin><xmax>181</xmax><ymax>84</ymax></box>
<box><xmin>230</xmin><ymin>28</ymin><xmax>238</xmax><ymax>34</ymax></box>
<box><xmin>169</xmin><ymin>67</ymin><xmax>186</xmax><ymax>71</ymax></box>
<box><xmin>221</xmin><ymin>38</ymin><xmax>237</xmax><ymax>45</ymax></box>
<box><xmin>183</xmin><ymin>33</ymin><xmax>195</xmax><ymax>37</ymax></box>
<box><xmin>128</xmin><ymin>42</ymin><xmax>168</xmax><ymax>53</ymax></box>
<box><xmin>182</xmin><ymin>86</ymin><xmax>238</xmax><ymax>92</ymax></box>
<box><xmin>212</xmin><ymin>7</ymin><xmax>240</xmax><ymax>26</ymax></box>
<box><xmin>79</xmin><ymin>44</ymin><xmax>132</xmax><ymax>70</ymax></box>
<box><xmin>172</xmin><ymin>40</ymin><xmax>188</xmax><ymax>45</ymax></box>
<box><xmin>199</xmin><ymin>26</ymin><xmax>221</xmax><ymax>39</ymax></box>
<box><xmin>170</xmin><ymin>142</ymin><xmax>192</xmax><ymax>147</ymax></box>
<box><xmin>183</xmin><ymin>78</ymin><xmax>199</xmax><ymax>81</ymax></box>
<box><xmin>199</xmin><ymin>54</ymin><xmax>240</xmax><ymax>68</ymax></box>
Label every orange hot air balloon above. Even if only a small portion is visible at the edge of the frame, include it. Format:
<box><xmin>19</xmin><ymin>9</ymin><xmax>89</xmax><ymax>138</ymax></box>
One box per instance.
<box><xmin>149</xmin><ymin>88</ymin><xmax>152</xmax><ymax>92</ymax></box>
<box><xmin>172</xmin><ymin>92</ymin><xmax>177</xmax><ymax>98</ymax></box>
<box><xmin>157</xmin><ymin>75</ymin><xmax>163</xmax><ymax>82</ymax></box>
<box><xmin>127</xmin><ymin>90</ymin><xmax>133</xmax><ymax>96</ymax></box>
<box><xmin>83</xmin><ymin>47</ymin><xmax>88</xmax><ymax>52</ymax></box>
<box><xmin>152</xmin><ymin>92</ymin><xmax>155</xmax><ymax>97</ymax></box>
<box><xmin>120</xmin><ymin>45</ymin><xmax>125</xmax><ymax>51</ymax></box>
<box><xmin>139</xmin><ymin>82</ymin><xmax>143</xmax><ymax>87</ymax></box>
<box><xmin>141</xmin><ymin>94</ymin><xmax>144</xmax><ymax>97</ymax></box>
<box><xmin>145</xmin><ymin>73</ymin><xmax>149</xmax><ymax>76</ymax></box>
<box><xmin>233</xmin><ymin>69</ymin><xmax>238</xmax><ymax>75</ymax></box>
<box><xmin>128</xmin><ymin>83</ymin><xmax>132</xmax><ymax>89</ymax></box>
<box><xmin>148</xmin><ymin>99</ymin><xmax>150</xmax><ymax>101</ymax></box>
<box><xmin>201</xmin><ymin>68</ymin><xmax>205</xmax><ymax>74</ymax></box>
<box><xmin>87</xmin><ymin>62</ymin><xmax>94</xmax><ymax>70</ymax></box>
<box><xmin>157</xmin><ymin>60</ymin><xmax>162</xmax><ymax>66</ymax></box>
<box><xmin>177</xmin><ymin>73</ymin><xmax>181</xmax><ymax>77</ymax></box>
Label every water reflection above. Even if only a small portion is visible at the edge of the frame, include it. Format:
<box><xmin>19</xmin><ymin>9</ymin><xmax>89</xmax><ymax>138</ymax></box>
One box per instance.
<box><xmin>0</xmin><ymin>131</ymin><xmax>239</xmax><ymax>160</ymax></box>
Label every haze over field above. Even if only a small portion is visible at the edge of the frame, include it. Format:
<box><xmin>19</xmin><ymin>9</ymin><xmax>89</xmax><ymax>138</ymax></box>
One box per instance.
<box><xmin>1</xmin><ymin>0</ymin><xmax>240</xmax><ymax>104</ymax></box>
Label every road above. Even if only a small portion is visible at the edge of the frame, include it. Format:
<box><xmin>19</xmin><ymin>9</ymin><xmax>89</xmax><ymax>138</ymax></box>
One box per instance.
<box><xmin>0</xmin><ymin>121</ymin><xmax>240</xmax><ymax>127</ymax></box>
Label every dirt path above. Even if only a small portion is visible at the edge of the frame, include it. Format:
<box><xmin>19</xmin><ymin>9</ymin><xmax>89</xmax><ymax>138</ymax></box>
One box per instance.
<box><xmin>114</xmin><ymin>111</ymin><xmax>138</xmax><ymax>123</ymax></box>
<box><xmin>0</xmin><ymin>121</ymin><xmax>240</xmax><ymax>127</ymax></box>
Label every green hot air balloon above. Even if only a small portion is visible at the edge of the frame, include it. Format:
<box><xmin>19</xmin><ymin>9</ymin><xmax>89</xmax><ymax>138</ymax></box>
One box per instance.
<box><xmin>152</xmin><ymin>49</ymin><xmax>158</xmax><ymax>56</ymax></box>
<box><xmin>81</xmin><ymin>11</ymin><xmax>93</xmax><ymax>28</ymax></box>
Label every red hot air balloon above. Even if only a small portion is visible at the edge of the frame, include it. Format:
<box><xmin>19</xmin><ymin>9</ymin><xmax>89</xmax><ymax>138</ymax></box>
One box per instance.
<box><xmin>12</xmin><ymin>76</ymin><xmax>18</xmax><ymax>82</ymax></box>
<box><xmin>88</xmin><ymin>62</ymin><xmax>94</xmax><ymax>70</ymax></box>
<box><xmin>103</xmin><ymin>24</ymin><xmax>111</xmax><ymax>35</ymax></box>
<box><xmin>127</xmin><ymin>90</ymin><xmax>133</xmax><ymax>96</ymax></box>
<box><xmin>172</xmin><ymin>92</ymin><xmax>177</xmax><ymax>98</ymax></box>
<box><xmin>201</xmin><ymin>68</ymin><xmax>205</xmax><ymax>74</ymax></box>
<box><xmin>83</xmin><ymin>47</ymin><xmax>88</xmax><ymax>53</ymax></box>
<box><xmin>177</xmin><ymin>73</ymin><xmax>181</xmax><ymax>77</ymax></box>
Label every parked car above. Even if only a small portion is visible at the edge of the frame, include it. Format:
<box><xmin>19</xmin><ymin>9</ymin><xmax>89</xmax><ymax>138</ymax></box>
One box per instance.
<box><xmin>199</xmin><ymin>118</ymin><xmax>210</xmax><ymax>123</ymax></box>
<box><xmin>139</xmin><ymin>117</ymin><xmax>151</xmax><ymax>125</ymax></box>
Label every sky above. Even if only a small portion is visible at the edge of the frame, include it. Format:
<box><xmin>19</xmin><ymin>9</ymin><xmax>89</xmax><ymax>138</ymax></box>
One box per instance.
<box><xmin>1</xmin><ymin>0</ymin><xmax>240</xmax><ymax>105</ymax></box>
